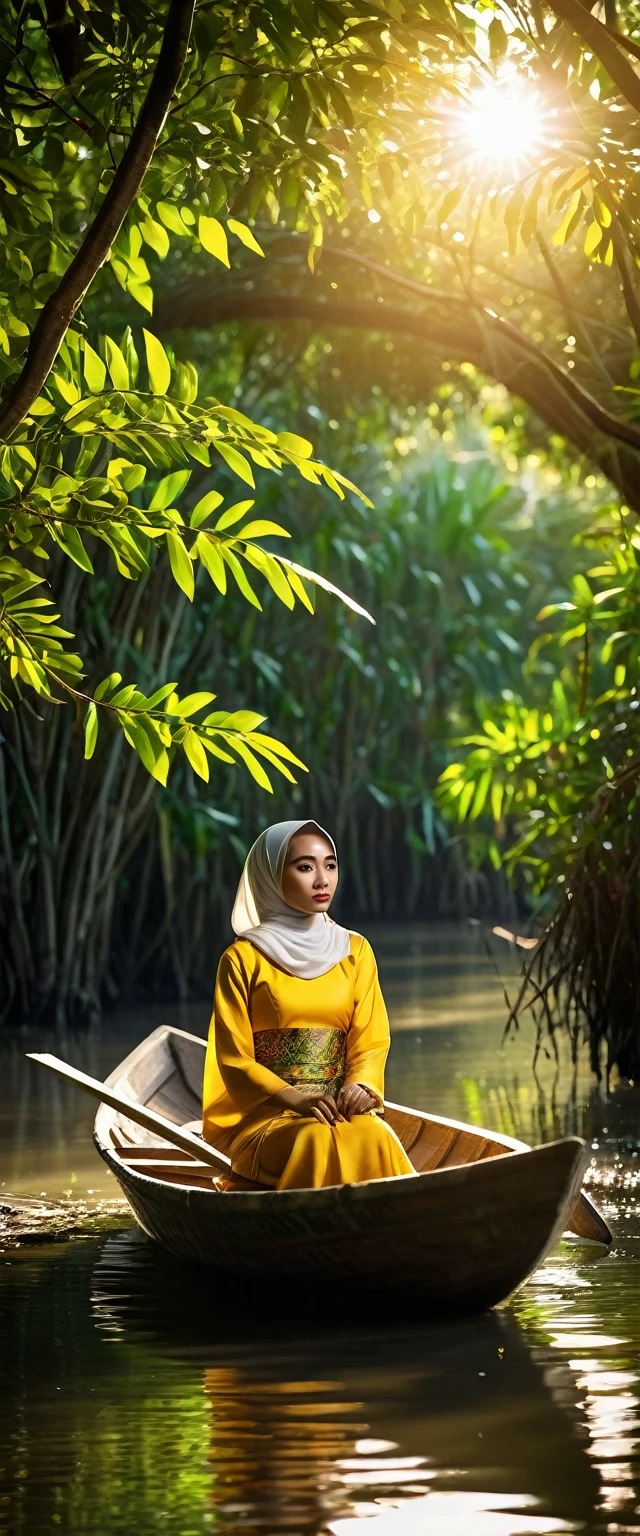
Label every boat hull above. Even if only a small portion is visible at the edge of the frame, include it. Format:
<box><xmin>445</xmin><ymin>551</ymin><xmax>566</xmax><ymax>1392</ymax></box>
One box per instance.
<box><xmin>97</xmin><ymin>1132</ymin><xmax>587</xmax><ymax>1313</ymax></box>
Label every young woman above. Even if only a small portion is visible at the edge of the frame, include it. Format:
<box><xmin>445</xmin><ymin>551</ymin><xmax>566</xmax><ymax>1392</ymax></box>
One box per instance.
<box><xmin>202</xmin><ymin>819</ymin><xmax>415</xmax><ymax>1190</ymax></box>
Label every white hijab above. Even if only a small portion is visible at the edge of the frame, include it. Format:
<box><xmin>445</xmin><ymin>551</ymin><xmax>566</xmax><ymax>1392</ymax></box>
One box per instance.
<box><xmin>231</xmin><ymin>819</ymin><xmax>351</xmax><ymax>979</ymax></box>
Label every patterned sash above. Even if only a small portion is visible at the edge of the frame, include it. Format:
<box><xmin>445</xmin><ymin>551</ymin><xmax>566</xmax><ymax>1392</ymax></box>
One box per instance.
<box><xmin>253</xmin><ymin>1027</ymin><xmax>346</xmax><ymax>1098</ymax></box>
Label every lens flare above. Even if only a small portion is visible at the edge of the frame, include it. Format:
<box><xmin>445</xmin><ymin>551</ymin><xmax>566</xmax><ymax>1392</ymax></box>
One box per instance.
<box><xmin>462</xmin><ymin>82</ymin><xmax>541</xmax><ymax>165</ymax></box>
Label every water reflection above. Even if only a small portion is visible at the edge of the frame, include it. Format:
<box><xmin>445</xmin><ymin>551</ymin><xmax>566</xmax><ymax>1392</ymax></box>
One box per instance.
<box><xmin>516</xmin><ymin>1251</ymin><xmax>640</xmax><ymax>1532</ymax></box>
<box><xmin>80</xmin><ymin>1228</ymin><xmax>609</xmax><ymax>1536</ymax></box>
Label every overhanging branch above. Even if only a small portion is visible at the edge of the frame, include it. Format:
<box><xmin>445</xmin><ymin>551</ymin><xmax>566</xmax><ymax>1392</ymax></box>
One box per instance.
<box><xmin>612</xmin><ymin>218</ymin><xmax>640</xmax><ymax>349</ymax></box>
<box><xmin>548</xmin><ymin>0</ymin><xmax>640</xmax><ymax>114</ymax></box>
<box><xmin>0</xmin><ymin>0</ymin><xmax>195</xmax><ymax>442</ymax></box>
<box><xmin>157</xmin><ymin>274</ymin><xmax>640</xmax><ymax>511</ymax></box>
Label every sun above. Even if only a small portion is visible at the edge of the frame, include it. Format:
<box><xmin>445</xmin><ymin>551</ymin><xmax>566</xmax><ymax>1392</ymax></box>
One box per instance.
<box><xmin>461</xmin><ymin>81</ymin><xmax>542</xmax><ymax>167</ymax></box>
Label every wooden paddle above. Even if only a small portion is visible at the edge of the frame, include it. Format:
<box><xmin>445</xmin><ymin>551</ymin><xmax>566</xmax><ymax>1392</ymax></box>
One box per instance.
<box><xmin>26</xmin><ymin>1052</ymin><xmax>232</xmax><ymax>1174</ymax></box>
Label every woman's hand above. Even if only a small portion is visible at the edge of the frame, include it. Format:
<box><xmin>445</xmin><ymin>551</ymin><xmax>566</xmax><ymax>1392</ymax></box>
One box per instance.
<box><xmin>337</xmin><ymin>1083</ymin><xmax>376</xmax><ymax>1119</ymax></box>
<box><xmin>303</xmin><ymin>1092</ymin><xmax>345</xmax><ymax>1126</ymax></box>
<box><xmin>268</xmin><ymin>1085</ymin><xmax>345</xmax><ymax>1125</ymax></box>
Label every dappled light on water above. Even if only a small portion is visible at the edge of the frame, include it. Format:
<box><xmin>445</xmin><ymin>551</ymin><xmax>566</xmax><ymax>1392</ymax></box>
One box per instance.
<box><xmin>330</xmin><ymin>1492</ymin><xmax>577</xmax><ymax>1535</ymax></box>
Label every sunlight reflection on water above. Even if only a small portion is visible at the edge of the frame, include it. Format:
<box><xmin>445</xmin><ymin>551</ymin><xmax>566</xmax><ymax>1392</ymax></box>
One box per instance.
<box><xmin>329</xmin><ymin>1492</ymin><xmax>578</xmax><ymax>1535</ymax></box>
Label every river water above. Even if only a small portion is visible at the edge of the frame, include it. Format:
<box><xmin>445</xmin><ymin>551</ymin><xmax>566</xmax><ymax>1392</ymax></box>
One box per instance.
<box><xmin>1</xmin><ymin>924</ymin><xmax>639</xmax><ymax>1536</ymax></box>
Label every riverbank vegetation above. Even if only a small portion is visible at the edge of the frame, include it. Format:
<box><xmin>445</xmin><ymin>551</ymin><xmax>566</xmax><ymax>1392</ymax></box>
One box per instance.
<box><xmin>2</xmin><ymin>0</ymin><xmax>640</xmax><ymax>1074</ymax></box>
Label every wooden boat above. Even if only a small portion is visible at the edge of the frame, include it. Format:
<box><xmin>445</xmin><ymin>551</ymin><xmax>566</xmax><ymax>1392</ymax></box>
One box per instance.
<box><xmin>86</xmin><ymin>1024</ymin><xmax>612</xmax><ymax>1313</ymax></box>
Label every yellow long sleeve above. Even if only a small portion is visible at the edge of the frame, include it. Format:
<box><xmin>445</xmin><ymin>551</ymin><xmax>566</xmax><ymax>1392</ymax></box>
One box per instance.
<box><xmin>344</xmin><ymin>939</ymin><xmax>389</xmax><ymax>1107</ymax></box>
<box><xmin>202</xmin><ymin>947</ymin><xmax>286</xmax><ymax>1143</ymax></box>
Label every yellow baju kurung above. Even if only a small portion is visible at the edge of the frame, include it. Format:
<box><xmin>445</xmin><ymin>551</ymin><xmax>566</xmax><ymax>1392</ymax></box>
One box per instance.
<box><xmin>203</xmin><ymin>932</ymin><xmax>415</xmax><ymax>1190</ymax></box>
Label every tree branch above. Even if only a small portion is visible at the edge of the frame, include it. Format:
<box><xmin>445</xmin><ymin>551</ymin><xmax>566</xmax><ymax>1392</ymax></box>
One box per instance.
<box><xmin>264</xmin><ymin>236</ymin><xmax>640</xmax><ymax>442</ymax></box>
<box><xmin>44</xmin><ymin>0</ymin><xmax>87</xmax><ymax>85</ymax></box>
<box><xmin>157</xmin><ymin>274</ymin><xmax>640</xmax><ymax>511</ymax></box>
<box><xmin>612</xmin><ymin>218</ymin><xmax>640</xmax><ymax>350</ymax></box>
<box><xmin>548</xmin><ymin>0</ymin><xmax>640</xmax><ymax>115</ymax></box>
<box><xmin>0</xmin><ymin>0</ymin><xmax>195</xmax><ymax>442</ymax></box>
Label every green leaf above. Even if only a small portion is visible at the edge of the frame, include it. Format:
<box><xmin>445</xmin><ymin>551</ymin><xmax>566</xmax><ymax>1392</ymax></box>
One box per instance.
<box><xmin>122</xmin><ymin>464</ymin><xmax>146</xmax><ymax>492</ymax></box>
<box><xmin>52</xmin><ymin>522</ymin><xmax>94</xmax><ymax>573</ymax></box>
<box><xmin>213</xmin><ymin>443</ymin><xmax>255</xmax><ymax>486</ymax></box>
<box><xmin>157</xmin><ymin>201</ymin><xmax>189</xmax><ymax>235</ymax></box>
<box><xmin>198</xmin><ymin>215</ymin><xmax>229</xmax><ymax>266</ymax></box>
<box><xmin>208</xmin><ymin>171</ymin><xmax>227</xmax><ymax>213</ymax></box>
<box><xmin>215</xmin><ymin>499</ymin><xmax>255</xmax><ymax>531</ymax></box>
<box><xmin>244</xmin><ymin>730</ymin><xmax>306</xmax><ymax>770</ymax></box>
<box><xmin>201</xmin><ymin>738</ymin><xmax>235</xmax><ymax>765</ymax></box>
<box><xmin>144</xmin><ymin>681</ymin><xmax>178</xmax><ymax>710</ymax></box>
<box><xmin>128</xmin><ymin>280</ymin><xmax>153</xmax><ymax>313</ymax></box>
<box><xmin>196</xmin><ymin>533</ymin><xmax>227</xmax><ymax>592</ymax></box>
<box><xmin>75</xmin><ymin>435</ymin><xmax>101</xmax><ymax>476</ymax></box>
<box><xmin>120</xmin><ymin>325</ymin><xmax>140</xmax><ymax>384</ymax></box>
<box><xmin>552</xmin><ymin>188</ymin><xmax>582</xmax><ymax>248</ymax></box>
<box><xmin>284</xmin><ymin>563</ymin><xmax>314</xmax><ymax>612</ymax></box>
<box><xmin>320</xmin><ymin>466</ymin><xmax>345</xmax><ymax>500</ymax></box>
<box><xmin>104</xmin><ymin>337</ymin><xmax>129</xmax><ymax>391</ymax></box>
<box><xmin>331</xmin><ymin>469</ymin><xmax>374</xmax><ymax>508</ymax></box>
<box><xmin>150</xmin><ymin>746</ymin><xmax>170</xmax><ymax>786</ymax></box>
<box><xmin>140</xmin><ymin>215</ymin><xmax>170</xmax><ymax>259</ymax></box>
<box><xmin>242</xmin><ymin>738</ymin><xmax>297</xmax><ymax>783</ymax></box>
<box><xmin>167</xmin><ymin>529</ymin><xmax>194</xmax><ymax>600</ymax></box>
<box><xmin>94</xmin><ymin>671</ymin><xmax>122</xmax><ymax>701</ymax></box>
<box><xmin>28</xmin><ymin>397</ymin><xmax>56</xmax><ymax>417</ymax></box>
<box><xmin>186</xmin><ymin>440</ymin><xmax>210</xmax><ymax>467</ymax></box>
<box><xmin>573</xmin><ymin>573</ymin><xmax>594</xmax><ymax>605</ymax></box>
<box><xmin>110</xmin><ymin>683</ymin><xmax>138</xmax><ymax>707</ymax></box>
<box><xmin>221</xmin><ymin>546</ymin><xmax>262</xmax><ymax>608</ymax></box>
<box><xmin>488</xmin><ymin>16</ymin><xmax>507</xmax><ymax>60</ymax></box>
<box><xmin>457</xmin><ymin>780</ymin><xmax>476</xmax><ymax>821</ymax></box>
<box><xmin>470</xmin><ymin>769</ymin><xmax>492</xmax><ymax>820</ymax></box>
<box><xmin>149</xmin><ymin>470</ymin><xmax>191</xmax><ymax>511</ymax></box>
<box><xmin>235</xmin><ymin>520</ymin><xmax>291</xmax><ymax>540</ymax></box>
<box><xmin>175</xmin><ymin>361</ymin><xmax>199</xmax><ymax>405</ymax></box>
<box><xmin>184</xmin><ymin>730</ymin><xmax>210</xmax><ymax>781</ymax></box>
<box><xmin>217</xmin><ymin>710</ymin><xmax>266</xmax><ymax>731</ymax></box>
<box><xmin>53</xmin><ymin>373</ymin><xmax>79</xmax><ymax>406</ymax></box>
<box><xmin>276</xmin><ymin>431</ymin><xmax>313</xmax><ymax>459</ymax></box>
<box><xmin>266</xmin><ymin>77</ymin><xmax>289</xmax><ymax>122</ymax></box>
<box><xmin>170</xmin><ymin>691</ymin><xmax>216</xmax><ymax>718</ymax></box>
<box><xmin>84</xmin><ymin>701</ymin><xmax>98</xmax><ymax>760</ymax></box>
<box><xmin>228</xmin><ymin>736</ymin><xmax>272</xmax><ymax>790</ymax></box>
<box><xmin>83</xmin><ymin>341</ymin><xmax>106</xmax><ymax>393</ymax></box>
<box><xmin>242</xmin><ymin>546</ymin><xmax>295</xmax><ymax>607</ymax></box>
<box><xmin>584</xmin><ymin>221</ymin><xmax>603</xmax><ymax>258</ymax></box>
<box><xmin>227</xmin><ymin>218</ymin><xmax>265</xmax><ymax>256</ymax></box>
<box><xmin>143</xmin><ymin>329</ymin><xmax>171</xmax><ymax>395</ymax></box>
<box><xmin>120</xmin><ymin>715</ymin><xmax>160</xmax><ymax>776</ymax></box>
<box><xmin>190</xmin><ymin>489</ymin><xmax>224</xmax><ymax>527</ymax></box>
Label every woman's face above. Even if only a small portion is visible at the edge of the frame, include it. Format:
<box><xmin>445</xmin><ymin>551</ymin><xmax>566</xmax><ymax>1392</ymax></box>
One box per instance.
<box><xmin>281</xmin><ymin>829</ymin><xmax>339</xmax><ymax>915</ymax></box>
